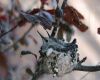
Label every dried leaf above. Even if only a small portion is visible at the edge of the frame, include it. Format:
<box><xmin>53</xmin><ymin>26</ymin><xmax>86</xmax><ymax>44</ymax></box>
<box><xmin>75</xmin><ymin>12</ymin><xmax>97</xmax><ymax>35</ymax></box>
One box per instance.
<box><xmin>64</xmin><ymin>6</ymin><xmax>88</xmax><ymax>32</ymax></box>
<box><xmin>65</xmin><ymin>6</ymin><xmax>84</xmax><ymax>19</ymax></box>
<box><xmin>15</xmin><ymin>4</ymin><xmax>88</xmax><ymax>32</ymax></box>
<box><xmin>73</xmin><ymin>21</ymin><xmax>88</xmax><ymax>32</ymax></box>
<box><xmin>30</xmin><ymin>5</ymin><xmax>88</xmax><ymax>32</ymax></box>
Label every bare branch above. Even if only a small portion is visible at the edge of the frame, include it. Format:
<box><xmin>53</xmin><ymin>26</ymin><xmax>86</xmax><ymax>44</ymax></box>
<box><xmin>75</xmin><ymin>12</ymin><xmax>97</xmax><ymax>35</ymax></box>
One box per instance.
<box><xmin>74</xmin><ymin>65</ymin><xmax>100</xmax><ymax>72</ymax></box>
<box><xmin>0</xmin><ymin>26</ymin><xmax>18</xmax><ymax>38</ymax></box>
<box><xmin>61</xmin><ymin>0</ymin><xmax>68</xmax><ymax>9</ymax></box>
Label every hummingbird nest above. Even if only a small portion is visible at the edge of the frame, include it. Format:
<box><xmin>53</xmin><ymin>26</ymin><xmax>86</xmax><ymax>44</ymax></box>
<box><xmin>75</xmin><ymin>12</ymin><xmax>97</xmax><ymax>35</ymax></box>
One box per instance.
<box><xmin>33</xmin><ymin>31</ymin><xmax>79</xmax><ymax>79</ymax></box>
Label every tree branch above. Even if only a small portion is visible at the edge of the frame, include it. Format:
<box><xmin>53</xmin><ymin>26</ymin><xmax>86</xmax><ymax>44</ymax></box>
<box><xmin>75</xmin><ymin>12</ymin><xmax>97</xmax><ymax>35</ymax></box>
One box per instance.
<box><xmin>61</xmin><ymin>0</ymin><xmax>68</xmax><ymax>9</ymax></box>
<box><xmin>74</xmin><ymin>65</ymin><xmax>100</xmax><ymax>72</ymax></box>
<box><xmin>0</xmin><ymin>26</ymin><xmax>18</xmax><ymax>38</ymax></box>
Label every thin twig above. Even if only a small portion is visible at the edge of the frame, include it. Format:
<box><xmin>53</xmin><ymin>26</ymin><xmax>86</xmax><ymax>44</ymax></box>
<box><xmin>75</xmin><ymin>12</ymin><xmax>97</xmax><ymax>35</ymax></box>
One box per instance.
<box><xmin>0</xmin><ymin>26</ymin><xmax>18</xmax><ymax>38</ymax></box>
<box><xmin>61</xmin><ymin>0</ymin><xmax>68</xmax><ymax>9</ymax></box>
<box><xmin>74</xmin><ymin>65</ymin><xmax>100</xmax><ymax>72</ymax></box>
<box><xmin>0</xmin><ymin>17</ymin><xmax>21</xmax><ymax>39</ymax></box>
<box><xmin>51</xmin><ymin>21</ymin><xmax>59</xmax><ymax>37</ymax></box>
<box><xmin>51</xmin><ymin>0</ymin><xmax>68</xmax><ymax>37</ymax></box>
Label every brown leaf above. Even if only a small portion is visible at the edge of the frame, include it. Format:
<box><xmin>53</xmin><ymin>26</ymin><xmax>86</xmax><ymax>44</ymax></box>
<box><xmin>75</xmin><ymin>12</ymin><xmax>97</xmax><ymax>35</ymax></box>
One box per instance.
<box><xmin>30</xmin><ymin>6</ymin><xmax>88</xmax><ymax>32</ymax></box>
<box><xmin>73</xmin><ymin>20</ymin><xmax>88</xmax><ymax>32</ymax></box>
<box><xmin>18</xmin><ymin>5</ymin><xmax>88</xmax><ymax>32</ymax></box>
<box><xmin>66</xmin><ymin>6</ymin><xmax>84</xmax><ymax>19</ymax></box>
<box><xmin>47</xmin><ymin>6</ymin><xmax>88</xmax><ymax>32</ymax></box>
<box><xmin>64</xmin><ymin>6</ymin><xmax>88</xmax><ymax>32</ymax></box>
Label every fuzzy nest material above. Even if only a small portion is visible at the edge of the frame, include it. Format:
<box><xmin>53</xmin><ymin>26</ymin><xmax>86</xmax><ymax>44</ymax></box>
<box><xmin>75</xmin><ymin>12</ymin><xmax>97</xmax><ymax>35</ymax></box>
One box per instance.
<box><xmin>36</xmin><ymin>34</ymin><xmax>78</xmax><ymax>77</ymax></box>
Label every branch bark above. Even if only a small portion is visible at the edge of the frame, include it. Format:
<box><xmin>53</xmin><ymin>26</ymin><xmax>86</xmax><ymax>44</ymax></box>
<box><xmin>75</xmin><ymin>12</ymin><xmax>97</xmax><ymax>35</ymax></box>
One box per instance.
<box><xmin>74</xmin><ymin>65</ymin><xmax>100</xmax><ymax>72</ymax></box>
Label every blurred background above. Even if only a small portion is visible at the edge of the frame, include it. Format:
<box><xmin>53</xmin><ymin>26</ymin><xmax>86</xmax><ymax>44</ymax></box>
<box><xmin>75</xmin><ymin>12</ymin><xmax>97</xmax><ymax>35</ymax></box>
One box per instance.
<box><xmin>0</xmin><ymin>0</ymin><xmax>100</xmax><ymax>80</ymax></box>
